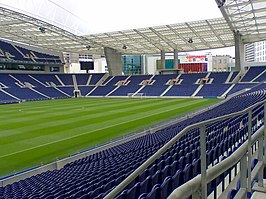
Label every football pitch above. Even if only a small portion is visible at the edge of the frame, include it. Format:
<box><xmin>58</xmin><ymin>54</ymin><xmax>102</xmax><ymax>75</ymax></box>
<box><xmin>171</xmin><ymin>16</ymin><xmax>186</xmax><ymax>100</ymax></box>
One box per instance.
<box><xmin>0</xmin><ymin>97</ymin><xmax>218</xmax><ymax>177</ymax></box>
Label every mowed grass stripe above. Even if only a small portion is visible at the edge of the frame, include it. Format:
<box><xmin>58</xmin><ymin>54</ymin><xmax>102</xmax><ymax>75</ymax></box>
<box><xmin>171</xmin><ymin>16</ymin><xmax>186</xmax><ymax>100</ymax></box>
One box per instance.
<box><xmin>0</xmin><ymin>99</ymin><xmax>188</xmax><ymax>140</ymax></box>
<box><xmin>0</xmin><ymin>98</ymin><xmax>218</xmax><ymax>177</ymax></box>
<box><xmin>0</xmin><ymin>98</ymin><xmax>198</xmax><ymax>154</ymax></box>
<box><xmin>0</xmin><ymin>99</ymin><xmax>201</xmax><ymax>154</ymax></box>
<box><xmin>0</xmin><ymin>98</ymin><xmax>170</xmax><ymax>126</ymax></box>
<box><xmin>0</xmin><ymin>99</ymin><xmax>208</xmax><ymax>158</ymax></box>
<box><xmin>0</xmin><ymin>98</ymin><xmax>150</xmax><ymax>121</ymax></box>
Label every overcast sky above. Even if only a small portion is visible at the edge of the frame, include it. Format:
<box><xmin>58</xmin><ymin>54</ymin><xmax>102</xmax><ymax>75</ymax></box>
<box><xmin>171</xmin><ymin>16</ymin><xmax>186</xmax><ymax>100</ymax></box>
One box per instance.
<box><xmin>51</xmin><ymin>0</ymin><xmax>235</xmax><ymax>56</ymax></box>
<box><xmin>0</xmin><ymin>0</ymin><xmax>235</xmax><ymax>56</ymax></box>
<box><xmin>51</xmin><ymin>0</ymin><xmax>223</xmax><ymax>33</ymax></box>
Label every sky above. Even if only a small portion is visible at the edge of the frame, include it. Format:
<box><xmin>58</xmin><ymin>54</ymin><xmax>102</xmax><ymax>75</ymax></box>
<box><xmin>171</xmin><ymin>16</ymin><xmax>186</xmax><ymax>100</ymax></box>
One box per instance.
<box><xmin>0</xmin><ymin>0</ymin><xmax>235</xmax><ymax>56</ymax></box>
<box><xmin>52</xmin><ymin>0</ymin><xmax>224</xmax><ymax>33</ymax></box>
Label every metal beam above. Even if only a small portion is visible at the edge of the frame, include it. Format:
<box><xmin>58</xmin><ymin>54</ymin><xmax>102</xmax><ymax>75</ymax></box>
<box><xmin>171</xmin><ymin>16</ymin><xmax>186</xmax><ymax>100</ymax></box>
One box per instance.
<box><xmin>205</xmin><ymin>20</ymin><xmax>228</xmax><ymax>46</ymax></box>
<box><xmin>166</xmin><ymin>25</ymin><xmax>197</xmax><ymax>51</ymax></box>
<box><xmin>185</xmin><ymin>22</ymin><xmax>212</xmax><ymax>49</ymax></box>
<box><xmin>149</xmin><ymin>27</ymin><xmax>178</xmax><ymax>50</ymax></box>
<box><xmin>118</xmin><ymin>31</ymin><xmax>154</xmax><ymax>54</ymax></box>
<box><xmin>133</xmin><ymin>29</ymin><xmax>164</xmax><ymax>50</ymax></box>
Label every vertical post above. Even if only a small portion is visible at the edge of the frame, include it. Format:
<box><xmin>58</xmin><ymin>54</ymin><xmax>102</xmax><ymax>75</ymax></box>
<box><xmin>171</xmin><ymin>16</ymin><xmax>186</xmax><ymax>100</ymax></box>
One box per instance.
<box><xmin>240</xmin><ymin>153</ymin><xmax>247</xmax><ymax>189</ymax></box>
<box><xmin>234</xmin><ymin>30</ymin><xmax>244</xmax><ymax>71</ymax></box>
<box><xmin>262</xmin><ymin>101</ymin><xmax>266</xmax><ymax>188</ymax></box>
<box><xmin>200</xmin><ymin>125</ymin><xmax>207</xmax><ymax>199</ymax></box>
<box><xmin>174</xmin><ymin>49</ymin><xmax>179</xmax><ymax>69</ymax></box>
<box><xmin>264</xmin><ymin>102</ymin><xmax>266</xmax><ymax>166</ymax></box>
<box><xmin>247</xmin><ymin>110</ymin><xmax>252</xmax><ymax>192</ymax></box>
<box><xmin>258</xmin><ymin>136</ymin><xmax>264</xmax><ymax>187</ymax></box>
<box><xmin>161</xmin><ymin>50</ymin><xmax>166</xmax><ymax>70</ymax></box>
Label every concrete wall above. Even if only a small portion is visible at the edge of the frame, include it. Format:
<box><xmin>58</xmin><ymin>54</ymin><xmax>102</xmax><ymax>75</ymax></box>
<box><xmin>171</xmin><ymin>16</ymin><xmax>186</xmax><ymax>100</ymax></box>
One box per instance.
<box><xmin>93</xmin><ymin>58</ymin><xmax>107</xmax><ymax>73</ymax></box>
<box><xmin>64</xmin><ymin>58</ymin><xmax>106</xmax><ymax>73</ymax></box>
<box><xmin>104</xmin><ymin>47</ymin><xmax>122</xmax><ymax>76</ymax></box>
<box><xmin>244</xmin><ymin>61</ymin><xmax>266</xmax><ymax>68</ymax></box>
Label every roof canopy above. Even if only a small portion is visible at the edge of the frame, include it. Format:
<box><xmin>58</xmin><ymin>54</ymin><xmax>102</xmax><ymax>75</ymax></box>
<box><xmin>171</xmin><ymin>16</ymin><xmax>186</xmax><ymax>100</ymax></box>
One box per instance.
<box><xmin>0</xmin><ymin>0</ymin><xmax>265</xmax><ymax>55</ymax></box>
<box><xmin>0</xmin><ymin>7</ymin><xmax>94</xmax><ymax>54</ymax></box>
<box><xmin>85</xmin><ymin>18</ymin><xmax>234</xmax><ymax>54</ymax></box>
<box><xmin>219</xmin><ymin>0</ymin><xmax>266</xmax><ymax>44</ymax></box>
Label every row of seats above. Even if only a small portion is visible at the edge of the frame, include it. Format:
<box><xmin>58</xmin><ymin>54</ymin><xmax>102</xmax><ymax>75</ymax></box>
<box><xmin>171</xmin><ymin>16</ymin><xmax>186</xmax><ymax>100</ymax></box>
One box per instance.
<box><xmin>0</xmin><ymin>73</ymin><xmax>105</xmax><ymax>103</ymax></box>
<box><xmin>0</xmin><ymin>40</ymin><xmax>61</xmax><ymax>64</ymax></box>
<box><xmin>0</xmin><ymin>83</ymin><xmax>265</xmax><ymax>198</ymax></box>
<box><xmin>241</xmin><ymin>66</ymin><xmax>266</xmax><ymax>82</ymax></box>
<box><xmin>0</xmin><ymin>69</ymin><xmax>265</xmax><ymax>102</ymax></box>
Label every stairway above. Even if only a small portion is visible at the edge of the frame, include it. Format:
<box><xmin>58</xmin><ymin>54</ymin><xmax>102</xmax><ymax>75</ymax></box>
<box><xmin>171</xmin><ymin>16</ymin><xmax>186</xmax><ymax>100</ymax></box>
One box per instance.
<box><xmin>160</xmin><ymin>85</ymin><xmax>173</xmax><ymax>96</ymax></box>
<box><xmin>221</xmin><ymin>84</ymin><xmax>235</xmax><ymax>98</ymax></box>
<box><xmin>72</xmin><ymin>75</ymin><xmax>79</xmax><ymax>90</ymax></box>
<box><xmin>225</xmin><ymin>71</ymin><xmax>234</xmax><ymax>83</ymax></box>
<box><xmin>192</xmin><ymin>84</ymin><xmax>204</xmax><ymax>97</ymax></box>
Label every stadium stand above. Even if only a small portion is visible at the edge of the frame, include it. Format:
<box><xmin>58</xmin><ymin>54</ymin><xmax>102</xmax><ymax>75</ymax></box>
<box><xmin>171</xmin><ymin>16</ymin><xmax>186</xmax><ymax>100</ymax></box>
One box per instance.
<box><xmin>89</xmin><ymin>76</ymin><xmax>127</xmax><ymax>96</ymax></box>
<box><xmin>227</xmin><ymin>83</ymin><xmax>258</xmax><ymax>96</ymax></box>
<box><xmin>78</xmin><ymin>86</ymin><xmax>95</xmax><ymax>96</ymax></box>
<box><xmin>196</xmin><ymin>84</ymin><xmax>231</xmax><ymax>97</ymax></box>
<box><xmin>56</xmin><ymin>74</ymin><xmax>74</xmax><ymax>86</ymax></box>
<box><xmin>0</xmin><ymin>91</ymin><xmax>18</xmax><ymax>104</ymax></box>
<box><xmin>139</xmin><ymin>74</ymin><xmax>177</xmax><ymax>96</ymax></box>
<box><xmin>0</xmin><ymin>82</ymin><xmax>265</xmax><ymax>198</ymax></box>
<box><xmin>227</xmin><ymin>71</ymin><xmax>239</xmax><ymax>83</ymax></box>
<box><xmin>110</xmin><ymin>75</ymin><xmax>152</xmax><ymax>96</ymax></box>
<box><xmin>88</xmin><ymin>73</ymin><xmax>106</xmax><ymax>85</ymax></box>
<box><xmin>164</xmin><ymin>84</ymin><xmax>199</xmax><ymax>96</ymax></box>
<box><xmin>75</xmin><ymin>74</ymin><xmax>90</xmax><ymax>85</ymax></box>
<box><xmin>0</xmin><ymin>68</ymin><xmax>266</xmax><ymax>103</ymax></box>
<box><xmin>30</xmin><ymin>74</ymin><xmax>62</xmax><ymax>86</ymax></box>
<box><xmin>241</xmin><ymin>66</ymin><xmax>266</xmax><ymax>82</ymax></box>
<box><xmin>0</xmin><ymin>40</ymin><xmax>62</xmax><ymax>64</ymax></box>
<box><xmin>193</xmin><ymin>72</ymin><xmax>231</xmax><ymax>97</ymax></box>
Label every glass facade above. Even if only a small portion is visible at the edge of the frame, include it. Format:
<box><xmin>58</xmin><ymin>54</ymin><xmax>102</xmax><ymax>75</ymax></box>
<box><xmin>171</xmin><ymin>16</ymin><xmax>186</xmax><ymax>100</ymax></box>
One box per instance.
<box><xmin>122</xmin><ymin>55</ymin><xmax>142</xmax><ymax>75</ymax></box>
<box><xmin>156</xmin><ymin>59</ymin><xmax>181</xmax><ymax>70</ymax></box>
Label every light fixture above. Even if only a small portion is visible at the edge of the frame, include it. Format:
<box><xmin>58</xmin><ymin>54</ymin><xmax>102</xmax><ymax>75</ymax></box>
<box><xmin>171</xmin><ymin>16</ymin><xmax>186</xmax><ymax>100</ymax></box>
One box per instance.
<box><xmin>218</xmin><ymin>0</ymin><xmax>226</xmax><ymax>8</ymax></box>
<box><xmin>39</xmin><ymin>27</ymin><xmax>46</xmax><ymax>33</ymax></box>
<box><xmin>188</xmin><ymin>38</ymin><xmax>193</xmax><ymax>43</ymax></box>
<box><xmin>86</xmin><ymin>45</ymin><xmax>91</xmax><ymax>50</ymax></box>
<box><xmin>122</xmin><ymin>45</ymin><xmax>127</xmax><ymax>49</ymax></box>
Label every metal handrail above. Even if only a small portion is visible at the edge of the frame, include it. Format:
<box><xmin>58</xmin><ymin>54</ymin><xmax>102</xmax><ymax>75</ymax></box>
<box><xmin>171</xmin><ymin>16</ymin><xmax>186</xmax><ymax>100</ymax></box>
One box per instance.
<box><xmin>167</xmin><ymin>126</ymin><xmax>264</xmax><ymax>199</ymax></box>
<box><xmin>104</xmin><ymin>99</ymin><xmax>266</xmax><ymax>199</ymax></box>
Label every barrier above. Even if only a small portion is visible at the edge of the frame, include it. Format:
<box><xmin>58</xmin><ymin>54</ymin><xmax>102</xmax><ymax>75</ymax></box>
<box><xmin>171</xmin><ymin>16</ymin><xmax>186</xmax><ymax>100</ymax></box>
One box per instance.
<box><xmin>104</xmin><ymin>100</ymin><xmax>266</xmax><ymax>199</ymax></box>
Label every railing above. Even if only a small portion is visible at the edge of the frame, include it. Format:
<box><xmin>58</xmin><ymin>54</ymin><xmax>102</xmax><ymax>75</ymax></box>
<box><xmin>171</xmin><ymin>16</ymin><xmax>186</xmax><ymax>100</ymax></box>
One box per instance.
<box><xmin>0</xmin><ymin>97</ymin><xmax>223</xmax><ymax>187</ymax></box>
<box><xmin>104</xmin><ymin>100</ymin><xmax>266</xmax><ymax>199</ymax></box>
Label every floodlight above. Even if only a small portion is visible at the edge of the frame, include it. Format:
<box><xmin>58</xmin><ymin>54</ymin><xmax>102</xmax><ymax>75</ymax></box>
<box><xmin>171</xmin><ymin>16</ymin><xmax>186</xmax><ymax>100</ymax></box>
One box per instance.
<box><xmin>188</xmin><ymin>38</ymin><xmax>193</xmax><ymax>43</ymax></box>
<box><xmin>39</xmin><ymin>27</ymin><xmax>46</xmax><ymax>33</ymax></box>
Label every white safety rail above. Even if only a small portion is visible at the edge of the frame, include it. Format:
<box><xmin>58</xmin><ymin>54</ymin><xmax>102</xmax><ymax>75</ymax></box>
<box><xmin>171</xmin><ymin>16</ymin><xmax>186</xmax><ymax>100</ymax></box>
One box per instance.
<box><xmin>104</xmin><ymin>100</ymin><xmax>266</xmax><ymax>199</ymax></box>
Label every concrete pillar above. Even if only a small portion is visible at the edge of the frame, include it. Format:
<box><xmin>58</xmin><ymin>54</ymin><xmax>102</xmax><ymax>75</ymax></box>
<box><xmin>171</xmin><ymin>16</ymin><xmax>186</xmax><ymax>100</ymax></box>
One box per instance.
<box><xmin>161</xmin><ymin>50</ymin><xmax>166</xmax><ymax>69</ymax></box>
<box><xmin>142</xmin><ymin>55</ymin><xmax>147</xmax><ymax>75</ymax></box>
<box><xmin>104</xmin><ymin>47</ymin><xmax>123</xmax><ymax>76</ymax></box>
<box><xmin>234</xmin><ymin>31</ymin><xmax>245</xmax><ymax>71</ymax></box>
<box><xmin>174</xmin><ymin>49</ymin><xmax>179</xmax><ymax>69</ymax></box>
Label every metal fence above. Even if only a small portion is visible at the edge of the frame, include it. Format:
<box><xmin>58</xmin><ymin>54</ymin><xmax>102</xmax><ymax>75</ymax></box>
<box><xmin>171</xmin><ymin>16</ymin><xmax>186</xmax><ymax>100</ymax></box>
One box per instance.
<box><xmin>105</xmin><ymin>100</ymin><xmax>266</xmax><ymax>199</ymax></box>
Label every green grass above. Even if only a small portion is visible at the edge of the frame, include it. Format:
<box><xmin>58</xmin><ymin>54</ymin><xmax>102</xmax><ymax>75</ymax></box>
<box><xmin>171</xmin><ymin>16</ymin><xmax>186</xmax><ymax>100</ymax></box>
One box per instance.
<box><xmin>0</xmin><ymin>98</ymin><xmax>218</xmax><ymax>177</ymax></box>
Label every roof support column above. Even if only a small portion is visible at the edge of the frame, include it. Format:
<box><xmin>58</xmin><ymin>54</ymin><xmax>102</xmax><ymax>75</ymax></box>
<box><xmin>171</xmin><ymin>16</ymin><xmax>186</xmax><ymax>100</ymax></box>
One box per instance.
<box><xmin>104</xmin><ymin>47</ymin><xmax>122</xmax><ymax>76</ymax></box>
<box><xmin>174</xmin><ymin>49</ymin><xmax>179</xmax><ymax>69</ymax></box>
<box><xmin>161</xmin><ymin>50</ymin><xmax>166</xmax><ymax>69</ymax></box>
<box><xmin>234</xmin><ymin>31</ymin><xmax>245</xmax><ymax>71</ymax></box>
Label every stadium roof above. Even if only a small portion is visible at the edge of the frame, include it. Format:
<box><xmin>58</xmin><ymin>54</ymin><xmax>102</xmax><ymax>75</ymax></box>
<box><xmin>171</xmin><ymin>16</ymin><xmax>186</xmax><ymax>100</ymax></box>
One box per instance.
<box><xmin>85</xmin><ymin>18</ymin><xmax>234</xmax><ymax>54</ymax></box>
<box><xmin>0</xmin><ymin>0</ymin><xmax>265</xmax><ymax>55</ymax></box>
<box><xmin>0</xmin><ymin>7</ymin><xmax>96</xmax><ymax>54</ymax></box>
<box><xmin>219</xmin><ymin>0</ymin><xmax>266</xmax><ymax>44</ymax></box>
